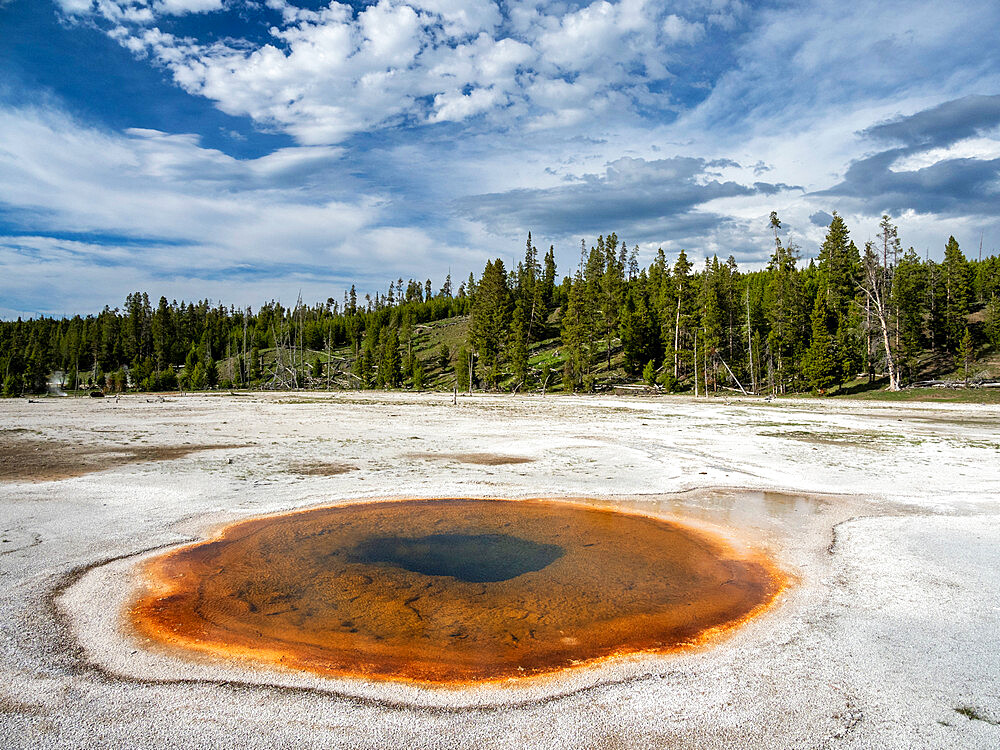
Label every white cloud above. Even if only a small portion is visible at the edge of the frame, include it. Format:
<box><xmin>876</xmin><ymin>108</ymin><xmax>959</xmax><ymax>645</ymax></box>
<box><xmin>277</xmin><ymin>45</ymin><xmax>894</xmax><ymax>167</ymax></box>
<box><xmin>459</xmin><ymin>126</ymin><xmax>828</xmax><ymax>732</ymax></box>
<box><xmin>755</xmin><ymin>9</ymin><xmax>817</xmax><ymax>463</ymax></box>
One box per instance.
<box><xmin>408</xmin><ymin>0</ymin><xmax>501</xmax><ymax>37</ymax></box>
<box><xmin>60</xmin><ymin>0</ymin><xmax>712</xmax><ymax>144</ymax></box>
<box><xmin>155</xmin><ymin>0</ymin><xmax>223</xmax><ymax>15</ymax></box>
<box><xmin>662</xmin><ymin>14</ymin><xmax>704</xmax><ymax>44</ymax></box>
<box><xmin>18</xmin><ymin>0</ymin><xmax>1000</xmax><ymax>313</ymax></box>
<box><xmin>358</xmin><ymin>2</ymin><xmax>422</xmax><ymax>66</ymax></box>
<box><xmin>0</xmin><ymin>106</ymin><xmax>487</xmax><ymax>314</ymax></box>
<box><xmin>536</xmin><ymin>1</ymin><xmax>623</xmax><ymax>72</ymax></box>
<box><xmin>54</xmin><ymin>0</ymin><xmax>94</xmax><ymax>15</ymax></box>
<box><xmin>429</xmin><ymin>87</ymin><xmax>505</xmax><ymax>123</ymax></box>
<box><xmin>889</xmin><ymin>136</ymin><xmax>1000</xmax><ymax>172</ymax></box>
<box><xmin>0</xmin><ymin>107</ymin><xmax>373</xmax><ymax>267</ymax></box>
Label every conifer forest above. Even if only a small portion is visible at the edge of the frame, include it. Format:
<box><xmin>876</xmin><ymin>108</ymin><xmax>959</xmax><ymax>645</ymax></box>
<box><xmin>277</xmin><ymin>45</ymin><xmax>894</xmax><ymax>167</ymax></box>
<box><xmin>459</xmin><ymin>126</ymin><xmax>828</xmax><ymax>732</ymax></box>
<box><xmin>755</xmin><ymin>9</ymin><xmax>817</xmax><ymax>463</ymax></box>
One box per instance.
<box><xmin>3</xmin><ymin>213</ymin><xmax>999</xmax><ymax>398</ymax></box>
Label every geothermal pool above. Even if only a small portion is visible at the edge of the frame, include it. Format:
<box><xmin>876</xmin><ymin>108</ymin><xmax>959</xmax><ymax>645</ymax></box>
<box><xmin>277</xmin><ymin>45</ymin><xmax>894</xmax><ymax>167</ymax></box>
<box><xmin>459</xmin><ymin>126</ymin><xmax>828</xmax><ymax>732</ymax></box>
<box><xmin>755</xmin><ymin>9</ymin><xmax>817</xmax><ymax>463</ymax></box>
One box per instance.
<box><xmin>131</xmin><ymin>498</ymin><xmax>783</xmax><ymax>683</ymax></box>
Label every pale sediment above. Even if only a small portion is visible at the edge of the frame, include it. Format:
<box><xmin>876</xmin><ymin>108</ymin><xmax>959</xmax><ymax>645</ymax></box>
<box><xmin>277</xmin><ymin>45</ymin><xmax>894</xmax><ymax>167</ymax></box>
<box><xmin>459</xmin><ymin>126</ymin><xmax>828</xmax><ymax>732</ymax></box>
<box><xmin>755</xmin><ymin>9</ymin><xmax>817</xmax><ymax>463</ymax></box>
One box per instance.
<box><xmin>3</xmin><ymin>392</ymin><xmax>1000</xmax><ymax>747</ymax></box>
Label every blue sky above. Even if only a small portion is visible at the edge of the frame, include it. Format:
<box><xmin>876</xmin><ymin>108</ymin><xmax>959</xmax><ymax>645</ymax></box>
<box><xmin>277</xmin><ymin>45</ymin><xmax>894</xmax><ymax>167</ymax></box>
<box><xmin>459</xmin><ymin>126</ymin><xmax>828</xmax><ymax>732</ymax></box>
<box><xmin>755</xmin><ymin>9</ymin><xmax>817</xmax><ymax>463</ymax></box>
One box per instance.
<box><xmin>1</xmin><ymin>0</ymin><xmax>999</xmax><ymax>317</ymax></box>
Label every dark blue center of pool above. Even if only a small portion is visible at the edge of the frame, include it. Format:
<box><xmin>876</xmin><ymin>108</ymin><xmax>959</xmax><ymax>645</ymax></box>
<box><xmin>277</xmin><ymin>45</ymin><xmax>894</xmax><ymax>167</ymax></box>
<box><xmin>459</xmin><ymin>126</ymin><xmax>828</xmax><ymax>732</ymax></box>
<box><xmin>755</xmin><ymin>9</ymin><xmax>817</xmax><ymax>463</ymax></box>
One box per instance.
<box><xmin>352</xmin><ymin>533</ymin><xmax>564</xmax><ymax>583</ymax></box>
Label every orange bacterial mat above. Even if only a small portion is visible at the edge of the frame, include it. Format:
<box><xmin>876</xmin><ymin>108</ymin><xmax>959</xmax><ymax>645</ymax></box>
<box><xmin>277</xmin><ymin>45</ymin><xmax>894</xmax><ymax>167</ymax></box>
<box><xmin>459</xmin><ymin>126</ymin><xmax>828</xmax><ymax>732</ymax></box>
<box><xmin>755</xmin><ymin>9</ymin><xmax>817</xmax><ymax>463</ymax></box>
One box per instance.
<box><xmin>132</xmin><ymin>498</ymin><xmax>783</xmax><ymax>683</ymax></box>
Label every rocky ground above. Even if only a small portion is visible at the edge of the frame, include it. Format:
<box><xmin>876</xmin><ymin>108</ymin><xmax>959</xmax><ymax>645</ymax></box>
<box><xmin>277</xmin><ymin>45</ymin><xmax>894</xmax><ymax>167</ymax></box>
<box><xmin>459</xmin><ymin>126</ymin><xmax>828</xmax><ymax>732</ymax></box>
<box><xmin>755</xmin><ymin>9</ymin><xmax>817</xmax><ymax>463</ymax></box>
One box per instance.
<box><xmin>1</xmin><ymin>391</ymin><xmax>998</xmax><ymax>749</ymax></box>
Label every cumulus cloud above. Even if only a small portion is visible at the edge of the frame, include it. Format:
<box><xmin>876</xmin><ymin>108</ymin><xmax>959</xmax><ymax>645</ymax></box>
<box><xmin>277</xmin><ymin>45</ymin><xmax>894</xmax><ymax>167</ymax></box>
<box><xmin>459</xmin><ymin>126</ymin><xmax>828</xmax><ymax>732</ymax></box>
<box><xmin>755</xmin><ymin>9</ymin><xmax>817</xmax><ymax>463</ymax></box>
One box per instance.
<box><xmin>429</xmin><ymin>87</ymin><xmax>506</xmax><ymax>123</ymax></box>
<box><xmin>662</xmin><ymin>14</ymin><xmax>704</xmax><ymax>44</ymax></box>
<box><xmin>53</xmin><ymin>0</ymin><xmax>93</xmax><ymax>14</ymax></box>
<box><xmin>55</xmin><ymin>0</ymin><xmax>734</xmax><ymax>144</ymax></box>
<box><xmin>156</xmin><ymin>0</ymin><xmax>223</xmax><ymax>15</ymax></box>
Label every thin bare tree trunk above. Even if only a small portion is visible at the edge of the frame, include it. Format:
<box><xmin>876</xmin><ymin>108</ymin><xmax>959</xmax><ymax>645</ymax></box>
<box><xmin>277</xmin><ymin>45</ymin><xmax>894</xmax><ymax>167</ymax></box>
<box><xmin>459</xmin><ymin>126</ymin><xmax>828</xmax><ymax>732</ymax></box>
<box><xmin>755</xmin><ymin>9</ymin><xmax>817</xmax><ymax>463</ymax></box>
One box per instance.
<box><xmin>693</xmin><ymin>329</ymin><xmax>699</xmax><ymax>398</ymax></box>
<box><xmin>875</xmin><ymin>306</ymin><xmax>899</xmax><ymax>390</ymax></box>
<box><xmin>860</xmin><ymin>259</ymin><xmax>900</xmax><ymax>391</ymax></box>
<box><xmin>704</xmin><ymin>342</ymin><xmax>709</xmax><ymax>395</ymax></box>
<box><xmin>746</xmin><ymin>288</ymin><xmax>755</xmax><ymax>393</ymax></box>
<box><xmin>866</xmin><ymin>296</ymin><xmax>873</xmax><ymax>383</ymax></box>
<box><xmin>719</xmin><ymin>355</ymin><xmax>748</xmax><ymax>395</ymax></box>
<box><xmin>673</xmin><ymin>297</ymin><xmax>681</xmax><ymax>379</ymax></box>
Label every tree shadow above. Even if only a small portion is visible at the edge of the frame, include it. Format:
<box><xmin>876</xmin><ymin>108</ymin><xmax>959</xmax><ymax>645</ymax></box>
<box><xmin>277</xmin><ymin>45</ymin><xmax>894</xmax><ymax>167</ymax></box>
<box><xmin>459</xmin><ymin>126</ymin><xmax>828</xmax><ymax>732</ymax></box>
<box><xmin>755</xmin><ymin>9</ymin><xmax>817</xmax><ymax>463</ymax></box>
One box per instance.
<box><xmin>833</xmin><ymin>377</ymin><xmax>889</xmax><ymax>397</ymax></box>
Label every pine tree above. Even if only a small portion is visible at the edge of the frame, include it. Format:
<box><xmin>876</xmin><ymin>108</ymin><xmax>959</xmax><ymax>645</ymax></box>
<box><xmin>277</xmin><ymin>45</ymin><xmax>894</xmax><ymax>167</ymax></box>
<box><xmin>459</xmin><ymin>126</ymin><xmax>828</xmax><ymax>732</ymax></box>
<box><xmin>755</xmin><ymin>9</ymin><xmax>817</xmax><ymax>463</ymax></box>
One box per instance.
<box><xmin>561</xmin><ymin>359</ymin><xmax>574</xmax><ymax>392</ymax></box>
<box><xmin>764</xmin><ymin>213</ymin><xmax>802</xmax><ymax>393</ymax></box>
<box><xmin>469</xmin><ymin>259</ymin><xmax>511</xmax><ymax>389</ymax></box>
<box><xmin>377</xmin><ymin>326</ymin><xmax>401</xmax><ymax>387</ymax></box>
<box><xmin>816</xmin><ymin>212</ymin><xmax>860</xmax><ymax>349</ymax></box>
<box><xmin>581</xmin><ymin>241</ymin><xmax>605</xmax><ymax>381</ymax></box>
<box><xmin>358</xmin><ymin>331</ymin><xmax>376</xmax><ymax>388</ymax></box>
<box><xmin>249</xmin><ymin>346</ymin><xmax>261</xmax><ymax>381</ymax></box>
<box><xmin>437</xmin><ymin>343</ymin><xmax>451</xmax><ymax>371</ymax></box>
<box><xmin>957</xmin><ymin>327</ymin><xmax>974</xmax><ymax>386</ymax></box>
<box><xmin>510</xmin><ymin>300</ymin><xmax>529</xmax><ymax>386</ymax></box>
<box><xmin>803</xmin><ymin>294</ymin><xmax>840</xmax><ymax>393</ymax></box>
<box><xmin>412</xmin><ymin>357</ymin><xmax>425</xmax><ymax>390</ymax></box>
<box><xmin>560</xmin><ymin>271</ymin><xmax>588</xmax><ymax>388</ymax></box>
<box><xmin>986</xmin><ymin>297</ymin><xmax>1000</xmax><ymax>352</ymax></box>
<box><xmin>599</xmin><ymin>234</ymin><xmax>624</xmax><ymax>370</ymax></box>
<box><xmin>205</xmin><ymin>358</ymin><xmax>218</xmax><ymax>388</ymax></box>
<box><xmin>699</xmin><ymin>256</ymin><xmax>724</xmax><ymax>391</ymax></box>
<box><xmin>515</xmin><ymin>232</ymin><xmax>548</xmax><ymax>356</ymax></box>
<box><xmin>152</xmin><ymin>296</ymin><xmax>173</xmax><ymax>371</ymax></box>
<box><xmin>892</xmin><ymin>247</ymin><xmax>926</xmax><ymax>383</ymax></box>
<box><xmin>620</xmin><ymin>276</ymin><xmax>658</xmax><ymax>376</ymax></box>
<box><xmin>542</xmin><ymin>246</ymin><xmax>557</xmax><ymax>310</ymax></box>
<box><xmin>669</xmin><ymin>249</ymin><xmax>693</xmax><ymax>381</ymax></box>
<box><xmin>941</xmin><ymin>236</ymin><xmax>970</xmax><ymax>352</ymax></box>
<box><xmin>188</xmin><ymin>362</ymin><xmax>206</xmax><ymax>390</ymax></box>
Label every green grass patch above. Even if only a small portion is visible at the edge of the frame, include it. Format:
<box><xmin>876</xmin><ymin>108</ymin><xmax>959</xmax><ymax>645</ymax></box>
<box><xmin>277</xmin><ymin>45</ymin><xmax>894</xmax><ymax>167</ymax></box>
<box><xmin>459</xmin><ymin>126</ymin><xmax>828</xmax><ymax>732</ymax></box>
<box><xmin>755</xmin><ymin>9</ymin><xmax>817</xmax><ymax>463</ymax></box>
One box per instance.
<box><xmin>845</xmin><ymin>387</ymin><xmax>1000</xmax><ymax>404</ymax></box>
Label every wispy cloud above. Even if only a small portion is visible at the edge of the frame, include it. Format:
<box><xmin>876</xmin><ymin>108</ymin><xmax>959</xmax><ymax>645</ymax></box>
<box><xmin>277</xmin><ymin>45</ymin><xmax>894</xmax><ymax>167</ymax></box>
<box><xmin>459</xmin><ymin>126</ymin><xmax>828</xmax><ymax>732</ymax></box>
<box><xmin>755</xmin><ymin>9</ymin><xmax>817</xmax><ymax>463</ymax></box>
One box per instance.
<box><xmin>0</xmin><ymin>106</ymin><xmax>475</xmax><ymax>314</ymax></box>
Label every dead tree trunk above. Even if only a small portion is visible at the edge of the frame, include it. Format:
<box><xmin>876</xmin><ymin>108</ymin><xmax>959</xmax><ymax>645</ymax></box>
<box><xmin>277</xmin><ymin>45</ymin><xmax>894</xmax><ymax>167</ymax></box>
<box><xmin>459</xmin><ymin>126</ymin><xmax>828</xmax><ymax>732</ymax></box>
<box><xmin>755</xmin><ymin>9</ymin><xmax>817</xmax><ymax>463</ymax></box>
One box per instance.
<box><xmin>746</xmin><ymin>287</ymin><xmax>755</xmax><ymax>393</ymax></box>
<box><xmin>859</xmin><ymin>244</ymin><xmax>900</xmax><ymax>391</ymax></box>
<box><xmin>673</xmin><ymin>297</ymin><xmax>681</xmax><ymax>379</ymax></box>
<box><xmin>693</xmin><ymin>328</ymin><xmax>699</xmax><ymax>398</ymax></box>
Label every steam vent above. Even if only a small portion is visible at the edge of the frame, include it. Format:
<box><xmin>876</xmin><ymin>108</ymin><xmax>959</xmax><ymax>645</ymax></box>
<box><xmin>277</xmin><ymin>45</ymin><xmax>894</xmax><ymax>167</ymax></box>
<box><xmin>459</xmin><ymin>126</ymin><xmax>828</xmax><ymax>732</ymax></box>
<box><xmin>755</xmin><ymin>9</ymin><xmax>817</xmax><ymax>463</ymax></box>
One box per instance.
<box><xmin>132</xmin><ymin>498</ymin><xmax>783</xmax><ymax>683</ymax></box>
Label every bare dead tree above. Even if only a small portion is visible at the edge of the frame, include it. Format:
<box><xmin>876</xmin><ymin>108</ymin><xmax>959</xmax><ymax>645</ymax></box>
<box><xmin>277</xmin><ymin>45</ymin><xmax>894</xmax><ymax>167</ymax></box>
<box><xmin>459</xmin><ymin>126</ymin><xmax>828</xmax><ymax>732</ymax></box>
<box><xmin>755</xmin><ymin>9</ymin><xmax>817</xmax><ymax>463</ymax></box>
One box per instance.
<box><xmin>673</xmin><ymin>296</ymin><xmax>681</xmax><ymax>379</ymax></box>
<box><xmin>693</xmin><ymin>328</ymin><xmax>699</xmax><ymax>397</ymax></box>
<box><xmin>718</xmin><ymin>355</ymin><xmax>748</xmax><ymax>395</ymax></box>
<box><xmin>858</xmin><ymin>240</ymin><xmax>900</xmax><ymax>391</ymax></box>
<box><xmin>746</xmin><ymin>287</ymin><xmax>755</xmax><ymax>393</ymax></box>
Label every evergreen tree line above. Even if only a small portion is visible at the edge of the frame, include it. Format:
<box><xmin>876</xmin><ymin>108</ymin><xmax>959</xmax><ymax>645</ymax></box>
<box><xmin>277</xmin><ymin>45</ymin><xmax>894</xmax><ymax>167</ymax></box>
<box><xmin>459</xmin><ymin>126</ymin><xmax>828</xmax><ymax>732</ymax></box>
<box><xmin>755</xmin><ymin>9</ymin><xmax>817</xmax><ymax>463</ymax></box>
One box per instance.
<box><xmin>2</xmin><ymin>214</ymin><xmax>999</xmax><ymax>397</ymax></box>
<box><xmin>0</xmin><ymin>275</ymin><xmax>469</xmax><ymax>396</ymax></box>
<box><xmin>469</xmin><ymin>216</ymin><xmax>1000</xmax><ymax>394</ymax></box>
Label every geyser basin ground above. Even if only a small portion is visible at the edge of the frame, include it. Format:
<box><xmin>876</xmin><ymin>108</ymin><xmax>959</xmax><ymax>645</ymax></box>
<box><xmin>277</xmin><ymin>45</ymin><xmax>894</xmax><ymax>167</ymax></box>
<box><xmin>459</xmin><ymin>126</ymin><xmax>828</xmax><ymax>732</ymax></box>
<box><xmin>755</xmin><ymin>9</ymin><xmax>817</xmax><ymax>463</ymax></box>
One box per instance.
<box><xmin>6</xmin><ymin>392</ymin><xmax>1000</xmax><ymax>747</ymax></box>
<box><xmin>131</xmin><ymin>499</ymin><xmax>782</xmax><ymax>683</ymax></box>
